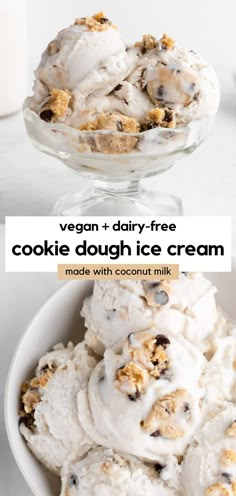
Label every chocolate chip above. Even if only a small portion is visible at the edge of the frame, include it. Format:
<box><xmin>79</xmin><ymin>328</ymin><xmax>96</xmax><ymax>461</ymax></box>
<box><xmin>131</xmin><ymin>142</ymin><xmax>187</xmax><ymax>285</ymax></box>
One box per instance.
<box><xmin>40</xmin><ymin>109</ymin><xmax>53</xmax><ymax>122</ymax></box>
<box><xmin>114</xmin><ymin>84</ymin><xmax>123</xmax><ymax>91</ymax></box>
<box><xmin>116</xmin><ymin>120</ymin><xmax>124</xmax><ymax>132</ymax></box>
<box><xmin>190</xmin><ymin>82</ymin><xmax>196</xmax><ymax>92</ymax></box>
<box><xmin>222</xmin><ymin>473</ymin><xmax>232</xmax><ymax>485</ymax></box>
<box><xmin>128</xmin><ymin>332</ymin><xmax>134</xmax><ymax>344</ymax></box>
<box><xmin>183</xmin><ymin>403</ymin><xmax>190</xmax><ymax>413</ymax></box>
<box><xmin>189</xmin><ymin>50</ymin><xmax>196</xmax><ymax>54</ymax></box>
<box><xmin>19</xmin><ymin>414</ymin><xmax>35</xmax><ymax>431</ymax></box>
<box><xmin>140</xmin><ymin>121</ymin><xmax>157</xmax><ymax>132</ymax></box>
<box><xmin>99</xmin><ymin>17</ymin><xmax>109</xmax><ymax>24</ymax></box>
<box><xmin>155</xmin><ymin>334</ymin><xmax>170</xmax><ymax>348</ymax></box>
<box><xmin>128</xmin><ymin>390</ymin><xmax>141</xmax><ymax>401</ymax></box>
<box><xmin>151</xmin><ymin>430</ymin><xmax>161</xmax><ymax>437</ymax></box>
<box><xmin>157</xmin><ymin>85</ymin><xmax>165</xmax><ymax>98</ymax></box>
<box><xmin>154</xmin><ymin>463</ymin><xmax>165</xmax><ymax>474</ymax></box>
<box><xmin>160</xmin><ymin>368</ymin><xmax>171</xmax><ymax>380</ymax></box>
<box><xmin>154</xmin><ymin>290</ymin><xmax>169</xmax><ymax>305</ymax></box>
<box><xmin>193</xmin><ymin>91</ymin><xmax>200</xmax><ymax>102</ymax></box>
<box><xmin>69</xmin><ymin>474</ymin><xmax>78</xmax><ymax>487</ymax></box>
<box><xmin>148</xmin><ymin>282</ymin><xmax>161</xmax><ymax>289</ymax></box>
<box><xmin>164</xmin><ymin>110</ymin><xmax>173</xmax><ymax>123</ymax></box>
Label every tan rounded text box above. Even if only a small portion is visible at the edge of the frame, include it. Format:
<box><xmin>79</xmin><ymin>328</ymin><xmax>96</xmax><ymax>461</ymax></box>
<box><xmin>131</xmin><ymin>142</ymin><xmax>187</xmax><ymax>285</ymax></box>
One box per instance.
<box><xmin>58</xmin><ymin>264</ymin><xmax>179</xmax><ymax>280</ymax></box>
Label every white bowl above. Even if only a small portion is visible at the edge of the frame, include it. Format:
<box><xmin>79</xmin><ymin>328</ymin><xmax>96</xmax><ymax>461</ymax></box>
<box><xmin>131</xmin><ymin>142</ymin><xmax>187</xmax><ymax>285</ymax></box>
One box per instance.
<box><xmin>5</xmin><ymin>270</ymin><xmax>236</xmax><ymax>496</ymax></box>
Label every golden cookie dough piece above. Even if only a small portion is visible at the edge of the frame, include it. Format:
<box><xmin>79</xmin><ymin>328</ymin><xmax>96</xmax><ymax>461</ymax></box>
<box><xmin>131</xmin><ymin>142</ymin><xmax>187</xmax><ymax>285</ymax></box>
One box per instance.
<box><xmin>141</xmin><ymin>389</ymin><xmax>190</xmax><ymax>439</ymax></box>
<box><xmin>47</xmin><ymin>40</ymin><xmax>60</xmax><ymax>55</ymax></box>
<box><xmin>74</xmin><ymin>11</ymin><xmax>115</xmax><ymax>32</ymax></box>
<box><xmin>128</xmin><ymin>331</ymin><xmax>170</xmax><ymax>379</ymax></box>
<box><xmin>94</xmin><ymin>134</ymin><xmax>138</xmax><ymax>154</ymax></box>
<box><xmin>141</xmin><ymin>107</ymin><xmax>176</xmax><ymax>131</ymax></box>
<box><xmin>80</xmin><ymin>113</ymin><xmax>140</xmax><ymax>134</ymax></box>
<box><xmin>39</xmin><ymin>89</ymin><xmax>71</xmax><ymax>122</ymax></box>
<box><xmin>115</xmin><ymin>361</ymin><xmax>149</xmax><ymax>398</ymax></box>
<box><xmin>80</xmin><ymin>113</ymin><xmax>139</xmax><ymax>154</ymax></box>
<box><xmin>221</xmin><ymin>449</ymin><xmax>236</xmax><ymax>467</ymax></box>
<box><xmin>160</xmin><ymin>33</ymin><xmax>175</xmax><ymax>50</ymax></box>
<box><xmin>205</xmin><ymin>482</ymin><xmax>231</xmax><ymax>496</ymax></box>
<box><xmin>135</xmin><ymin>34</ymin><xmax>157</xmax><ymax>51</ymax></box>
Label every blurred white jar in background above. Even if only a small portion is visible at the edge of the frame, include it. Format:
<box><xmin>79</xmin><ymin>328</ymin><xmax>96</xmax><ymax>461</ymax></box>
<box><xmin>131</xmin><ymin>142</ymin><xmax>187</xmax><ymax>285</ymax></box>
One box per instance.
<box><xmin>0</xmin><ymin>0</ymin><xmax>28</xmax><ymax>116</ymax></box>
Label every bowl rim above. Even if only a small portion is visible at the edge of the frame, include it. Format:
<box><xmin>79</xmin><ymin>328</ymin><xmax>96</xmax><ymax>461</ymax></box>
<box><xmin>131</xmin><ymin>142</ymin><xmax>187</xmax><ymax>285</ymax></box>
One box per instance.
<box><xmin>23</xmin><ymin>105</ymin><xmax>214</xmax><ymax>138</ymax></box>
<box><xmin>4</xmin><ymin>280</ymin><xmax>77</xmax><ymax>496</ymax></box>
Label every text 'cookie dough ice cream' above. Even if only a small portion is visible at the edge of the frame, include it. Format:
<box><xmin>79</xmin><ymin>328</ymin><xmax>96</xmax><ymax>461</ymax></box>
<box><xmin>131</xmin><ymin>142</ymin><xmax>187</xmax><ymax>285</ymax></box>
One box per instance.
<box><xmin>82</xmin><ymin>273</ymin><xmax>224</xmax><ymax>356</ymax></box>
<box><xmin>78</xmin><ymin>329</ymin><xmax>206</xmax><ymax>461</ymax></box>
<box><xmin>181</xmin><ymin>406</ymin><xmax>236</xmax><ymax>496</ymax></box>
<box><xmin>60</xmin><ymin>448</ymin><xmax>175</xmax><ymax>496</ymax></box>
<box><xmin>25</xmin><ymin>12</ymin><xmax>220</xmax><ymax>155</ymax></box>
<box><xmin>19</xmin><ymin>342</ymin><xmax>96</xmax><ymax>475</ymax></box>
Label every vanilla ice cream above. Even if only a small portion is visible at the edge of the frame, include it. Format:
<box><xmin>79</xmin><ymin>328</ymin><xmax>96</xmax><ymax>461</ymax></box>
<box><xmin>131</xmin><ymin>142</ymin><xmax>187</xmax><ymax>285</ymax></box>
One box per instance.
<box><xmin>19</xmin><ymin>342</ymin><xmax>96</xmax><ymax>475</ymax></box>
<box><xmin>204</xmin><ymin>336</ymin><xmax>236</xmax><ymax>415</ymax></box>
<box><xmin>82</xmin><ymin>273</ymin><xmax>223</xmax><ymax>356</ymax></box>
<box><xmin>60</xmin><ymin>448</ymin><xmax>176</xmax><ymax>496</ymax></box>
<box><xmin>128</xmin><ymin>34</ymin><xmax>220</xmax><ymax>126</ymax></box>
<box><xmin>181</xmin><ymin>406</ymin><xmax>236</xmax><ymax>495</ymax></box>
<box><xmin>78</xmin><ymin>329</ymin><xmax>206</xmax><ymax>461</ymax></box>
<box><xmin>81</xmin><ymin>280</ymin><xmax>153</xmax><ymax>355</ymax></box>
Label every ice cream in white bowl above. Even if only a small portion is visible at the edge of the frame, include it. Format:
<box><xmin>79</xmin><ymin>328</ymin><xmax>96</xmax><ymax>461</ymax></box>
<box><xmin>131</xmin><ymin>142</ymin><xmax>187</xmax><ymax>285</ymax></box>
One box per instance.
<box><xmin>4</xmin><ymin>266</ymin><xmax>236</xmax><ymax>496</ymax></box>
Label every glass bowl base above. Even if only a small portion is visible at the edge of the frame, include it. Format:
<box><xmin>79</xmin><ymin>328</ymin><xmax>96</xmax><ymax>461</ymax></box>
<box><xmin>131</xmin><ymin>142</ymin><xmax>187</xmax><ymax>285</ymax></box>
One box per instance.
<box><xmin>52</xmin><ymin>180</ymin><xmax>183</xmax><ymax>216</ymax></box>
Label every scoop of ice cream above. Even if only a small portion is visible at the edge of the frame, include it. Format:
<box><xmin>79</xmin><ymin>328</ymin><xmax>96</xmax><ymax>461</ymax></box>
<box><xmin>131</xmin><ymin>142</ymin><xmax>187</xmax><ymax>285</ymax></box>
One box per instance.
<box><xmin>181</xmin><ymin>406</ymin><xmax>236</xmax><ymax>495</ymax></box>
<box><xmin>19</xmin><ymin>341</ymin><xmax>97</xmax><ymax>475</ymax></box>
<box><xmin>78</xmin><ymin>329</ymin><xmax>206</xmax><ymax>461</ymax></box>
<box><xmin>60</xmin><ymin>448</ymin><xmax>176</xmax><ymax>496</ymax></box>
<box><xmin>82</xmin><ymin>280</ymin><xmax>154</xmax><ymax>355</ymax></box>
<box><xmin>27</xmin><ymin>13</ymin><xmax>135</xmax><ymax>127</ymax></box>
<box><xmin>82</xmin><ymin>274</ymin><xmax>222</xmax><ymax>356</ymax></box>
<box><xmin>128</xmin><ymin>34</ymin><xmax>220</xmax><ymax>126</ymax></box>
<box><xmin>204</xmin><ymin>337</ymin><xmax>236</xmax><ymax>415</ymax></box>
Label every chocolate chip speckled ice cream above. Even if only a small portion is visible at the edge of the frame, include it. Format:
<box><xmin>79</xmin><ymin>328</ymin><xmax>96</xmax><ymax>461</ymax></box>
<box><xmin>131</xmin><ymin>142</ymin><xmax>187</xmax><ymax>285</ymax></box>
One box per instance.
<box><xmin>181</xmin><ymin>406</ymin><xmax>236</xmax><ymax>495</ymax></box>
<box><xmin>60</xmin><ymin>448</ymin><xmax>176</xmax><ymax>496</ymax></box>
<box><xmin>82</xmin><ymin>274</ymin><xmax>225</xmax><ymax>356</ymax></box>
<box><xmin>19</xmin><ymin>342</ymin><xmax>97</xmax><ymax>475</ymax></box>
<box><xmin>77</xmin><ymin>329</ymin><xmax>206</xmax><ymax>461</ymax></box>
<box><xmin>25</xmin><ymin>12</ymin><xmax>220</xmax><ymax>155</ymax></box>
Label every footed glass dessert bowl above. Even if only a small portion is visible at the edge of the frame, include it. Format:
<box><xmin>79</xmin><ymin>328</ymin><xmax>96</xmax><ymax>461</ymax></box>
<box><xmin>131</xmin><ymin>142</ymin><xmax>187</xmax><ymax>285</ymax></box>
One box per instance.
<box><xmin>24</xmin><ymin>107</ymin><xmax>214</xmax><ymax>216</ymax></box>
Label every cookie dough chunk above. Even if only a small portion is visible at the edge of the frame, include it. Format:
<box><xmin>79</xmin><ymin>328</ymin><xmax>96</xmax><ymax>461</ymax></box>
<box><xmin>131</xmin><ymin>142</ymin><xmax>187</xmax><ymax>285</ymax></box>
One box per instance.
<box><xmin>160</xmin><ymin>34</ymin><xmax>176</xmax><ymax>50</ymax></box>
<box><xmin>39</xmin><ymin>89</ymin><xmax>71</xmax><ymax>122</ymax></box>
<box><xmin>140</xmin><ymin>108</ymin><xmax>176</xmax><ymax>130</ymax></box>
<box><xmin>141</xmin><ymin>389</ymin><xmax>190</xmax><ymax>439</ymax></box>
<box><xmin>80</xmin><ymin>112</ymin><xmax>139</xmax><ymax>154</ymax></box>
<box><xmin>74</xmin><ymin>12</ymin><xmax>115</xmax><ymax>32</ymax></box>
<box><xmin>80</xmin><ymin>112</ymin><xmax>140</xmax><ymax>133</ymax></box>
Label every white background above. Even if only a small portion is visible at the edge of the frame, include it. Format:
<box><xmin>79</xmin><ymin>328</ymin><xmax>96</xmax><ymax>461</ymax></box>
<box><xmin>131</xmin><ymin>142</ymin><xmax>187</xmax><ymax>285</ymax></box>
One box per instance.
<box><xmin>1</xmin><ymin>1</ymin><xmax>236</xmax><ymax>494</ymax></box>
